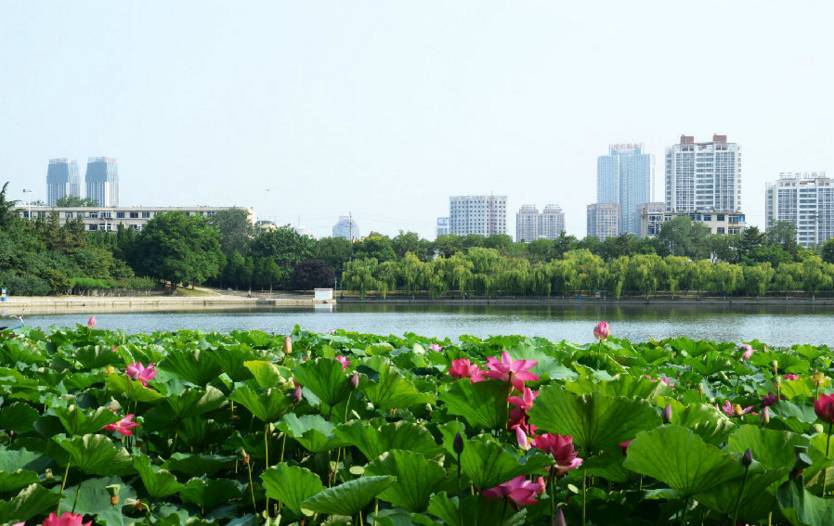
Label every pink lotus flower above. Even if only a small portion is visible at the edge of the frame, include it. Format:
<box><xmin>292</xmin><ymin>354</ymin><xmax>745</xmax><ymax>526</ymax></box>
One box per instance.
<box><xmin>43</xmin><ymin>512</ymin><xmax>92</xmax><ymax>526</ymax></box>
<box><xmin>593</xmin><ymin>321</ymin><xmax>610</xmax><ymax>341</ymax></box>
<box><xmin>485</xmin><ymin>351</ymin><xmax>539</xmax><ymax>390</ymax></box>
<box><xmin>103</xmin><ymin>414</ymin><xmax>139</xmax><ymax>437</ymax></box>
<box><xmin>761</xmin><ymin>393</ymin><xmax>779</xmax><ymax>407</ymax></box>
<box><xmin>87</xmin><ymin>316</ymin><xmax>96</xmax><ymax>328</ymax></box>
<box><xmin>619</xmin><ymin>440</ymin><xmax>632</xmax><ymax>456</ymax></box>
<box><xmin>429</xmin><ymin>343</ymin><xmax>443</xmax><ymax>352</ymax></box>
<box><xmin>126</xmin><ymin>362</ymin><xmax>157</xmax><ymax>387</ymax></box>
<box><xmin>449</xmin><ymin>358</ymin><xmax>485</xmax><ymax>382</ymax></box>
<box><xmin>815</xmin><ymin>393</ymin><xmax>834</xmax><ymax>424</ymax></box>
<box><xmin>659</xmin><ymin>376</ymin><xmax>675</xmax><ymax>387</ymax></box>
<box><xmin>739</xmin><ymin>344</ymin><xmax>754</xmax><ymax>361</ymax></box>
<box><xmin>483</xmin><ymin>475</ymin><xmax>546</xmax><ymax>507</ymax></box>
<box><xmin>515</xmin><ymin>426</ymin><xmax>531</xmax><ymax>450</ymax></box>
<box><xmin>720</xmin><ymin>400</ymin><xmax>754</xmax><ymax>417</ymax></box>
<box><xmin>533</xmin><ymin>433</ymin><xmax>584</xmax><ymax>476</ymax></box>
<box><xmin>508</xmin><ymin>387</ymin><xmax>538</xmax><ymax>412</ymax></box>
<box><xmin>784</xmin><ymin>373</ymin><xmax>800</xmax><ymax>381</ymax></box>
<box><xmin>335</xmin><ymin>355</ymin><xmax>350</xmax><ymax>370</ymax></box>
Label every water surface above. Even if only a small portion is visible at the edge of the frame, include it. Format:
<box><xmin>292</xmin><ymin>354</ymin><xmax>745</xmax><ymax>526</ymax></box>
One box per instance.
<box><xmin>16</xmin><ymin>303</ymin><xmax>834</xmax><ymax>346</ymax></box>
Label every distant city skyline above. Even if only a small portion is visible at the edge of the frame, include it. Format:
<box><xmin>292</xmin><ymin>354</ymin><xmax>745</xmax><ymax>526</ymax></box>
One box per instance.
<box><xmin>1</xmin><ymin>2</ymin><xmax>832</xmax><ymax>238</ymax></box>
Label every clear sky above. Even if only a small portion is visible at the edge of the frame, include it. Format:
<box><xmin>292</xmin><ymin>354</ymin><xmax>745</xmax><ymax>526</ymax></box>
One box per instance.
<box><xmin>1</xmin><ymin>1</ymin><xmax>832</xmax><ymax>239</ymax></box>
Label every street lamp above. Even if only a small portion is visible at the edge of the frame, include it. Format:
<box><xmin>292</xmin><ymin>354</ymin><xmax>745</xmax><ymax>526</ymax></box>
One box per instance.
<box><xmin>21</xmin><ymin>188</ymin><xmax>32</xmax><ymax>220</ymax></box>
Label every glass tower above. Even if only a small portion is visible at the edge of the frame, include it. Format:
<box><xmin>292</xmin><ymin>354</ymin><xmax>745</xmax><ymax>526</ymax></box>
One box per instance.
<box><xmin>597</xmin><ymin>144</ymin><xmax>654</xmax><ymax>236</ymax></box>
<box><xmin>84</xmin><ymin>157</ymin><xmax>119</xmax><ymax>207</ymax></box>
<box><xmin>46</xmin><ymin>159</ymin><xmax>80</xmax><ymax>205</ymax></box>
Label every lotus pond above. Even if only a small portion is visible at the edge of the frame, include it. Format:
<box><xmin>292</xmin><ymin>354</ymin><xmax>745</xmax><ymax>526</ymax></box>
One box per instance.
<box><xmin>2</xmin><ymin>324</ymin><xmax>834</xmax><ymax>525</ymax></box>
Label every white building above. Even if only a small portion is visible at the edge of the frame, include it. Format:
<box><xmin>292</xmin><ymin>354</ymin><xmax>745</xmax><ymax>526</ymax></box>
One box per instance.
<box><xmin>539</xmin><ymin>204</ymin><xmax>566</xmax><ymax>240</ymax></box>
<box><xmin>332</xmin><ymin>215</ymin><xmax>359</xmax><ymax>240</ymax></box>
<box><xmin>17</xmin><ymin>205</ymin><xmax>255</xmax><ymax>232</ymax></box>
<box><xmin>665</xmin><ymin>134</ymin><xmax>741</xmax><ymax>214</ymax></box>
<box><xmin>640</xmin><ymin>208</ymin><xmax>745</xmax><ymax>237</ymax></box>
<box><xmin>766</xmin><ymin>172</ymin><xmax>834</xmax><ymax>247</ymax></box>
<box><xmin>46</xmin><ymin>159</ymin><xmax>81</xmax><ymax>206</ymax></box>
<box><xmin>449</xmin><ymin>195</ymin><xmax>507</xmax><ymax>236</ymax></box>
<box><xmin>515</xmin><ymin>204</ymin><xmax>539</xmax><ymax>242</ymax></box>
<box><xmin>587</xmin><ymin>203</ymin><xmax>619</xmax><ymax>240</ymax></box>
<box><xmin>436</xmin><ymin>217</ymin><xmax>450</xmax><ymax>238</ymax></box>
<box><xmin>597</xmin><ymin>144</ymin><xmax>654</xmax><ymax>236</ymax></box>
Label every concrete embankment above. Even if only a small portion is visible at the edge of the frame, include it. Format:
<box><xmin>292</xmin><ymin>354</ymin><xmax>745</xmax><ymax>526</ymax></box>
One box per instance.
<box><xmin>0</xmin><ymin>295</ymin><xmax>334</xmax><ymax>315</ymax></box>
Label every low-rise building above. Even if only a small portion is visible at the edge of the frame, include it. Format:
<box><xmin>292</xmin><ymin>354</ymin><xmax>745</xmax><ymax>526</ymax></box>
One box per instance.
<box><xmin>640</xmin><ymin>208</ymin><xmax>746</xmax><ymax>237</ymax></box>
<box><xmin>436</xmin><ymin>217</ymin><xmax>450</xmax><ymax>238</ymax></box>
<box><xmin>16</xmin><ymin>205</ymin><xmax>255</xmax><ymax>232</ymax></box>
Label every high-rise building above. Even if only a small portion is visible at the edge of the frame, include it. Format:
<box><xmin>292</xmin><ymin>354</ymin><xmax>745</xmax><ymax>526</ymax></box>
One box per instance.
<box><xmin>538</xmin><ymin>204</ymin><xmax>566</xmax><ymax>240</ymax></box>
<box><xmin>597</xmin><ymin>144</ymin><xmax>654</xmax><ymax>235</ymax></box>
<box><xmin>515</xmin><ymin>204</ymin><xmax>539</xmax><ymax>242</ymax></box>
<box><xmin>436</xmin><ymin>217</ymin><xmax>450</xmax><ymax>238</ymax></box>
<box><xmin>332</xmin><ymin>215</ymin><xmax>359</xmax><ymax>240</ymax></box>
<box><xmin>766</xmin><ymin>172</ymin><xmax>834</xmax><ymax>247</ymax></box>
<box><xmin>449</xmin><ymin>195</ymin><xmax>507</xmax><ymax>236</ymax></box>
<box><xmin>665</xmin><ymin>134</ymin><xmax>741</xmax><ymax>214</ymax></box>
<box><xmin>85</xmin><ymin>157</ymin><xmax>119</xmax><ymax>207</ymax></box>
<box><xmin>587</xmin><ymin>203</ymin><xmax>619</xmax><ymax>240</ymax></box>
<box><xmin>46</xmin><ymin>158</ymin><xmax>80</xmax><ymax>206</ymax></box>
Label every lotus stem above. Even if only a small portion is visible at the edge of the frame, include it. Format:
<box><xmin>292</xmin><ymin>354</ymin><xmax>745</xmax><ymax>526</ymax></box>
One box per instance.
<box><xmin>264</xmin><ymin>423</ymin><xmax>270</xmax><ymax>514</ymax></box>
<box><xmin>582</xmin><ymin>468</ymin><xmax>587</xmax><ymax>526</ymax></box>
<box><xmin>59</xmin><ymin>461</ymin><xmax>71</xmax><ymax>496</ymax></box>
<box><xmin>71</xmin><ymin>479</ymin><xmax>82</xmax><ymax>513</ymax></box>
<box><xmin>246</xmin><ymin>461</ymin><xmax>257</xmax><ymax>511</ymax></box>
<box><xmin>732</xmin><ymin>465</ymin><xmax>750</xmax><ymax>524</ymax></box>
<box><xmin>680</xmin><ymin>495</ymin><xmax>689</xmax><ymax>526</ymax></box>
<box><xmin>824</xmin><ymin>421</ymin><xmax>833</xmax><ymax>497</ymax></box>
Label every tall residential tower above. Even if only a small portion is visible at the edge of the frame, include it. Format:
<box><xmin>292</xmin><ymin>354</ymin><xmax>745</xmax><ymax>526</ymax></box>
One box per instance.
<box><xmin>46</xmin><ymin>159</ymin><xmax>80</xmax><ymax>206</ymax></box>
<box><xmin>597</xmin><ymin>144</ymin><xmax>654</xmax><ymax>235</ymax></box>
<box><xmin>449</xmin><ymin>195</ymin><xmax>507</xmax><ymax>236</ymax></box>
<box><xmin>515</xmin><ymin>204</ymin><xmax>539</xmax><ymax>242</ymax></box>
<box><xmin>665</xmin><ymin>134</ymin><xmax>741</xmax><ymax>214</ymax></box>
<box><xmin>766</xmin><ymin>172</ymin><xmax>834</xmax><ymax>247</ymax></box>
<box><xmin>85</xmin><ymin>157</ymin><xmax>119</xmax><ymax>207</ymax></box>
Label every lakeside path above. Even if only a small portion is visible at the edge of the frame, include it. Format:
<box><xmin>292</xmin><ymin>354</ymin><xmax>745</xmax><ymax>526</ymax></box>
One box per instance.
<box><xmin>0</xmin><ymin>294</ymin><xmax>334</xmax><ymax>315</ymax></box>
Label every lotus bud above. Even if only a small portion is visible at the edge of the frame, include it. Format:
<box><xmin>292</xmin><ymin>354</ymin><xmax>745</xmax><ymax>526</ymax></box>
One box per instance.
<box><xmin>350</xmin><ymin>372</ymin><xmax>360</xmax><ymax>390</ymax></box>
<box><xmin>813</xmin><ymin>372</ymin><xmax>826</xmax><ymax>386</ymax></box>
<box><xmin>292</xmin><ymin>383</ymin><xmax>303</xmax><ymax>403</ymax></box>
<box><xmin>662</xmin><ymin>404</ymin><xmax>673</xmax><ymax>424</ymax></box>
<box><xmin>241</xmin><ymin>448</ymin><xmax>251</xmax><ymax>465</ymax></box>
<box><xmin>741</xmin><ymin>448</ymin><xmax>753</xmax><ymax>467</ymax></box>
<box><xmin>44</xmin><ymin>468</ymin><xmax>53</xmax><ymax>481</ymax></box>
<box><xmin>553</xmin><ymin>508</ymin><xmax>567</xmax><ymax>526</ymax></box>
<box><xmin>733</xmin><ymin>404</ymin><xmax>745</xmax><ymax>417</ymax></box>
<box><xmin>775</xmin><ymin>376</ymin><xmax>783</xmax><ymax>389</ymax></box>
<box><xmin>283</xmin><ymin>335</ymin><xmax>292</xmax><ymax>355</ymax></box>
<box><xmin>106</xmin><ymin>484</ymin><xmax>121</xmax><ymax>506</ymax></box>
<box><xmin>105</xmin><ymin>365</ymin><xmax>115</xmax><ymax>375</ymax></box>
<box><xmin>772</xmin><ymin>360</ymin><xmax>779</xmax><ymax>375</ymax></box>
<box><xmin>453</xmin><ymin>432</ymin><xmax>465</xmax><ymax>455</ymax></box>
<box><xmin>761</xmin><ymin>406</ymin><xmax>771</xmax><ymax>424</ymax></box>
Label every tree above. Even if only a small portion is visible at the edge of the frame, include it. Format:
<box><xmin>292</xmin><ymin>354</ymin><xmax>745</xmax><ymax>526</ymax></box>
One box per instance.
<box><xmin>392</xmin><ymin>231</ymin><xmax>432</xmax><ymax>260</ymax></box>
<box><xmin>55</xmin><ymin>195</ymin><xmax>97</xmax><ymax>207</ymax></box>
<box><xmin>315</xmin><ymin>237</ymin><xmax>353</xmax><ymax>276</ymax></box>
<box><xmin>353</xmin><ymin>233</ymin><xmax>396</xmax><ymax>262</ymax></box>
<box><xmin>342</xmin><ymin>258</ymin><xmax>379</xmax><ymax>299</ymax></box>
<box><xmin>657</xmin><ymin>217</ymin><xmax>710</xmax><ymax>259</ymax></box>
<box><xmin>209</xmin><ymin>208</ymin><xmax>254</xmax><ymax>255</ymax></box>
<box><xmin>399</xmin><ymin>252</ymin><xmax>426</xmax><ymax>296</ymax></box>
<box><xmin>131</xmin><ymin>212</ymin><xmax>224</xmax><ymax>291</ymax></box>
<box><xmin>800</xmin><ymin>254</ymin><xmax>832</xmax><ymax>298</ymax></box>
<box><xmin>222</xmin><ymin>250</ymin><xmax>253</xmax><ymax>289</ymax></box>
<box><xmin>250</xmin><ymin>226</ymin><xmax>315</xmax><ymax>270</ymax></box>
<box><xmin>768</xmin><ymin>221</ymin><xmax>798</xmax><ymax>257</ymax></box>
<box><xmin>291</xmin><ymin>259</ymin><xmax>335</xmax><ymax>290</ymax></box>
<box><xmin>821</xmin><ymin>238</ymin><xmax>834</xmax><ymax>264</ymax></box>
<box><xmin>742</xmin><ymin>262</ymin><xmax>774</xmax><ymax>297</ymax></box>
<box><xmin>0</xmin><ymin>182</ymin><xmax>18</xmax><ymax>229</ymax></box>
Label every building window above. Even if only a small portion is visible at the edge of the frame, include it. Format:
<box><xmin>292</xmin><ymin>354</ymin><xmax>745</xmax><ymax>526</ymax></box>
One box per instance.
<box><xmin>142</xmin><ymin>212</ymin><xmax>151</xmax><ymax>218</ymax></box>
<box><xmin>116</xmin><ymin>212</ymin><xmax>125</xmax><ymax>219</ymax></box>
<box><xmin>88</xmin><ymin>224</ymin><xmax>98</xmax><ymax>231</ymax></box>
<box><xmin>129</xmin><ymin>212</ymin><xmax>139</xmax><ymax>219</ymax></box>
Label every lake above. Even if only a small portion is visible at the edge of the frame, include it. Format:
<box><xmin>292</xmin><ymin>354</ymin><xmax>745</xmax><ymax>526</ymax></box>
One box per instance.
<box><xmin>13</xmin><ymin>303</ymin><xmax>834</xmax><ymax>346</ymax></box>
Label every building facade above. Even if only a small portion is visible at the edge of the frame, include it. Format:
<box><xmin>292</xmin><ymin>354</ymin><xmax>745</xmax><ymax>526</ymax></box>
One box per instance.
<box><xmin>449</xmin><ymin>195</ymin><xmax>507</xmax><ymax>236</ymax></box>
<box><xmin>85</xmin><ymin>157</ymin><xmax>119</xmax><ymax>207</ymax></box>
<box><xmin>597</xmin><ymin>144</ymin><xmax>654</xmax><ymax>235</ymax></box>
<box><xmin>46</xmin><ymin>159</ymin><xmax>81</xmax><ymax>206</ymax></box>
<box><xmin>539</xmin><ymin>204</ymin><xmax>566</xmax><ymax>239</ymax></box>
<box><xmin>766</xmin><ymin>172</ymin><xmax>834</xmax><ymax>247</ymax></box>
<box><xmin>587</xmin><ymin>203</ymin><xmax>619</xmax><ymax>240</ymax></box>
<box><xmin>637</xmin><ymin>202</ymin><xmax>666</xmax><ymax>237</ymax></box>
<box><xmin>515</xmin><ymin>205</ymin><xmax>539</xmax><ymax>242</ymax></box>
<box><xmin>640</xmin><ymin>209</ymin><xmax>746</xmax><ymax>237</ymax></box>
<box><xmin>332</xmin><ymin>216</ymin><xmax>359</xmax><ymax>240</ymax></box>
<box><xmin>665</xmin><ymin>134</ymin><xmax>741</xmax><ymax>214</ymax></box>
<box><xmin>17</xmin><ymin>205</ymin><xmax>255</xmax><ymax>232</ymax></box>
<box><xmin>436</xmin><ymin>217</ymin><xmax>450</xmax><ymax>238</ymax></box>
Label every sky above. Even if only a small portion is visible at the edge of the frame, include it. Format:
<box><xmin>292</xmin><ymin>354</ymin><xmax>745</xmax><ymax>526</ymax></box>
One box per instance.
<box><xmin>1</xmin><ymin>1</ymin><xmax>833</xmax><ymax>239</ymax></box>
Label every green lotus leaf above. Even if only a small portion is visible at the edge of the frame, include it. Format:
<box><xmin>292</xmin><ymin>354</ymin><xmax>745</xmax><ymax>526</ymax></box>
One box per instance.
<box><xmin>0</xmin><ymin>469</ymin><xmax>39</xmax><ymax>493</ymax></box>
<box><xmin>528</xmin><ymin>386</ymin><xmax>659</xmax><ymax>453</ymax></box>
<box><xmin>440</xmin><ymin>380</ymin><xmax>508</xmax><ymax>430</ymax></box>
<box><xmin>166</xmin><ymin>385</ymin><xmax>226</xmax><ymax>417</ymax></box>
<box><xmin>293</xmin><ymin>358</ymin><xmax>351</xmax><ymax>409</ymax></box>
<box><xmin>229</xmin><ymin>383</ymin><xmax>292</xmax><ymax>422</ymax></box>
<box><xmin>696</xmin><ymin>463</ymin><xmax>786</xmax><ymax>522</ymax></box>
<box><xmin>0</xmin><ymin>402</ymin><xmax>39</xmax><ymax>434</ymax></box>
<box><xmin>0</xmin><ymin>483</ymin><xmax>61</xmax><ymax>523</ymax></box>
<box><xmin>52</xmin><ymin>404</ymin><xmax>121</xmax><ymax>436</ymax></box>
<box><xmin>360</xmin><ymin>358</ymin><xmax>434</xmax><ymax>411</ymax></box>
<box><xmin>623</xmin><ymin>425</ymin><xmax>745</xmax><ymax>496</ymax></box>
<box><xmin>427</xmin><ymin>492</ymin><xmax>527</xmax><ymax>526</ymax></box>
<box><xmin>365</xmin><ymin>449</ymin><xmax>447</xmax><ymax>512</ymax></box>
<box><xmin>163</xmin><ymin>453</ymin><xmax>236</xmax><ymax>477</ymax></box>
<box><xmin>57</xmin><ymin>476</ymin><xmax>137</xmax><ymax>524</ymax></box>
<box><xmin>134</xmin><ymin>455</ymin><xmax>184</xmax><ymax>498</ymax></box>
<box><xmin>260</xmin><ymin>463</ymin><xmax>323</xmax><ymax>514</ymax></box>
<box><xmin>665</xmin><ymin>399</ymin><xmax>735</xmax><ymax>445</ymax></box>
<box><xmin>777</xmin><ymin>477</ymin><xmax>834</xmax><ymax>526</ymax></box>
<box><xmin>244</xmin><ymin>360</ymin><xmax>287</xmax><ymax>389</ymax></box>
<box><xmin>105</xmin><ymin>373</ymin><xmax>165</xmax><ymax>403</ymax></box>
<box><xmin>335</xmin><ymin>420</ymin><xmax>442</xmax><ymax>461</ymax></box>
<box><xmin>179</xmin><ymin>477</ymin><xmax>242</xmax><ymax>509</ymax></box>
<box><xmin>52</xmin><ymin>434</ymin><xmax>133</xmax><ymax>476</ymax></box>
<box><xmin>300</xmin><ymin>475</ymin><xmax>396</xmax><ymax>516</ymax></box>
<box><xmin>0</xmin><ymin>339</ymin><xmax>47</xmax><ymax>365</ymax></box>
<box><xmin>158</xmin><ymin>348</ymin><xmax>222</xmax><ymax>386</ymax></box>
<box><xmin>210</xmin><ymin>345</ymin><xmax>261</xmax><ymax>381</ymax></box>
<box><xmin>277</xmin><ymin>413</ymin><xmax>345</xmax><ymax>453</ymax></box>
<box><xmin>459</xmin><ymin>436</ymin><xmax>551</xmax><ymax>489</ymax></box>
<box><xmin>727</xmin><ymin>425</ymin><xmax>803</xmax><ymax>471</ymax></box>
